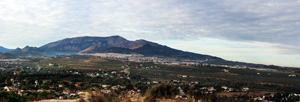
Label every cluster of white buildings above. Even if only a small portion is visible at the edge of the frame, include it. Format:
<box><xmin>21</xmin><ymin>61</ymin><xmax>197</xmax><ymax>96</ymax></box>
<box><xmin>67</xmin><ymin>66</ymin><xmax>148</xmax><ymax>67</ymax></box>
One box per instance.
<box><xmin>78</xmin><ymin>53</ymin><xmax>143</xmax><ymax>59</ymax></box>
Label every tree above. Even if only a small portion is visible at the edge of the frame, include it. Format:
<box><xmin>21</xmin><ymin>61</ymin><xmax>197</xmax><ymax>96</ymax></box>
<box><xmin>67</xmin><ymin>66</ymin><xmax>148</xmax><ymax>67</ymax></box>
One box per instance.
<box><xmin>6</xmin><ymin>78</ymin><xmax>12</xmax><ymax>86</ymax></box>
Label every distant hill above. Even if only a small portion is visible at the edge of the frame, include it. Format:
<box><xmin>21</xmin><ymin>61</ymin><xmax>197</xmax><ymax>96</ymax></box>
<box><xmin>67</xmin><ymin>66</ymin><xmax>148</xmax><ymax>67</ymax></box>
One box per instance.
<box><xmin>40</xmin><ymin>36</ymin><xmax>222</xmax><ymax>61</ymax></box>
<box><xmin>0</xmin><ymin>46</ymin><xmax>14</xmax><ymax>52</ymax></box>
<box><xmin>11</xmin><ymin>46</ymin><xmax>46</xmax><ymax>57</ymax></box>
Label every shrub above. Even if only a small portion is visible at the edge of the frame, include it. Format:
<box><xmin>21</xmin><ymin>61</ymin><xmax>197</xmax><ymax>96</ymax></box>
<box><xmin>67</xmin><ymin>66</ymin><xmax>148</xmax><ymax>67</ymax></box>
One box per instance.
<box><xmin>149</xmin><ymin>84</ymin><xmax>178</xmax><ymax>99</ymax></box>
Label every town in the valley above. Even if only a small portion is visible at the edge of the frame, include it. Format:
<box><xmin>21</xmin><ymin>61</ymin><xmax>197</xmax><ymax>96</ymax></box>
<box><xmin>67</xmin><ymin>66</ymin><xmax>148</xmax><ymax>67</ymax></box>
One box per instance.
<box><xmin>1</xmin><ymin>53</ymin><xmax>300</xmax><ymax>102</ymax></box>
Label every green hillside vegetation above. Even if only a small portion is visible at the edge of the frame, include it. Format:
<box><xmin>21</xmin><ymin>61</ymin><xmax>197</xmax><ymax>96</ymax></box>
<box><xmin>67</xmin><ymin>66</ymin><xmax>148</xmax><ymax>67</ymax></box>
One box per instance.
<box><xmin>38</xmin><ymin>56</ymin><xmax>126</xmax><ymax>70</ymax></box>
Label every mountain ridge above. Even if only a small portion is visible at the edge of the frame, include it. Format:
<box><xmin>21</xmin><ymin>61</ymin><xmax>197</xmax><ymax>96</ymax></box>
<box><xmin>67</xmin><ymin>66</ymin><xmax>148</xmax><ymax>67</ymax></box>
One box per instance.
<box><xmin>11</xmin><ymin>46</ymin><xmax>45</xmax><ymax>57</ymax></box>
<box><xmin>40</xmin><ymin>35</ymin><xmax>129</xmax><ymax>53</ymax></box>
<box><xmin>39</xmin><ymin>36</ymin><xmax>222</xmax><ymax>61</ymax></box>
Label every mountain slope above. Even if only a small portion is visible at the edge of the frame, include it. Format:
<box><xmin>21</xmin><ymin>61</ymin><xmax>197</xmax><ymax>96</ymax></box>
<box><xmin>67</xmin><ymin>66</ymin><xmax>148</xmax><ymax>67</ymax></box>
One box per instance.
<box><xmin>40</xmin><ymin>36</ymin><xmax>129</xmax><ymax>53</ymax></box>
<box><xmin>79</xmin><ymin>39</ymin><xmax>154</xmax><ymax>53</ymax></box>
<box><xmin>0</xmin><ymin>46</ymin><xmax>14</xmax><ymax>52</ymax></box>
<box><xmin>81</xmin><ymin>39</ymin><xmax>222</xmax><ymax>60</ymax></box>
<box><xmin>132</xmin><ymin>43</ymin><xmax>220</xmax><ymax>60</ymax></box>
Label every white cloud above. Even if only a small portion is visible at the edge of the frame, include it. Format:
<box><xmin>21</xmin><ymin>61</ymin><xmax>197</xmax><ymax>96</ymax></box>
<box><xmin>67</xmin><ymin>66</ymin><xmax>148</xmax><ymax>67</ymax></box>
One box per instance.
<box><xmin>160</xmin><ymin>38</ymin><xmax>300</xmax><ymax>67</ymax></box>
<box><xmin>1</xmin><ymin>0</ymin><xmax>299</xmax><ymax>45</ymax></box>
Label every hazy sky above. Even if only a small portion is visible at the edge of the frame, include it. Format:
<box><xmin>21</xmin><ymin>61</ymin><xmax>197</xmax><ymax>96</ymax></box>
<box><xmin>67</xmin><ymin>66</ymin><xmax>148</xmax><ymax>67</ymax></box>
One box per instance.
<box><xmin>0</xmin><ymin>0</ymin><xmax>300</xmax><ymax>67</ymax></box>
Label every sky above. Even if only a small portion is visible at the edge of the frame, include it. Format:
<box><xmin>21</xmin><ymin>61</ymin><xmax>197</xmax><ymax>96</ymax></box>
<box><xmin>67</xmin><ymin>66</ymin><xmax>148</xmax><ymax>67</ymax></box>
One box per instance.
<box><xmin>0</xmin><ymin>0</ymin><xmax>300</xmax><ymax>67</ymax></box>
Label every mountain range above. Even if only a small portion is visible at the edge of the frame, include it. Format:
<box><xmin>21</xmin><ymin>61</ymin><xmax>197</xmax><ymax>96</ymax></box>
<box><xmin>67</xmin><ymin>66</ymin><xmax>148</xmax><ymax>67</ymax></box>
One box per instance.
<box><xmin>38</xmin><ymin>36</ymin><xmax>221</xmax><ymax>61</ymax></box>
<box><xmin>0</xmin><ymin>35</ymin><xmax>268</xmax><ymax>67</ymax></box>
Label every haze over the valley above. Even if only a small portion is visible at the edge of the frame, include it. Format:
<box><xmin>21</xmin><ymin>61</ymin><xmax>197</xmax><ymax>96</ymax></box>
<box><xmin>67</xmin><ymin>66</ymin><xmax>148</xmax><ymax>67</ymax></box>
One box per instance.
<box><xmin>0</xmin><ymin>0</ymin><xmax>300</xmax><ymax>67</ymax></box>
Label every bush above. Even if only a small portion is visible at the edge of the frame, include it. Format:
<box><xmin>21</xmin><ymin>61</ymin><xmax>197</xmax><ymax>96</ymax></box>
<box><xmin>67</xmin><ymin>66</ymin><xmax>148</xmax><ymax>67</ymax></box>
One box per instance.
<box><xmin>149</xmin><ymin>84</ymin><xmax>178</xmax><ymax>99</ymax></box>
<box><xmin>88</xmin><ymin>92</ymin><xmax>110</xmax><ymax>102</ymax></box>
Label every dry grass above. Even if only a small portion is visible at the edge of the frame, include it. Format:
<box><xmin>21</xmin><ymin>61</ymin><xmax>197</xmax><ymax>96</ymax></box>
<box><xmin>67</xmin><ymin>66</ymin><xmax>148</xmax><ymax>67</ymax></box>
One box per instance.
<box><xmin>37</xmin><ymin>99</ymin><xmax>80</xmax><ymax>102</ymax></box>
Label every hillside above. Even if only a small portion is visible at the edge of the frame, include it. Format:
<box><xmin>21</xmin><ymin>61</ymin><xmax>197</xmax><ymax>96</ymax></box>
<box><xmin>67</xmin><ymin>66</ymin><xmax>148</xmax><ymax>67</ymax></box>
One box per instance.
<box><xmin>0</xmin><ymin>53</ymin><xmax>15</xmax><ymax>59</ymax></box>
<box><xmin>40</xmin><ymin>36</ymin><xmax>129</xmax><ymax>53</ymax></box>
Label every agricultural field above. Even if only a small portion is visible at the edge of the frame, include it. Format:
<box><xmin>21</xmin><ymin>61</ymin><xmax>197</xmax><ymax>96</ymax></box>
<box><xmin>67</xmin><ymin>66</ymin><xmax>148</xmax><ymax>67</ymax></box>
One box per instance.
<box><xmin>38</xmin><ymin>56</ymin><xmax>127</xmax><ymax>71</ymax></box>
<box><xmin>129</xmin><ymin>62</ymin><xmax>300</xmax><ymax>92</ymax></box>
